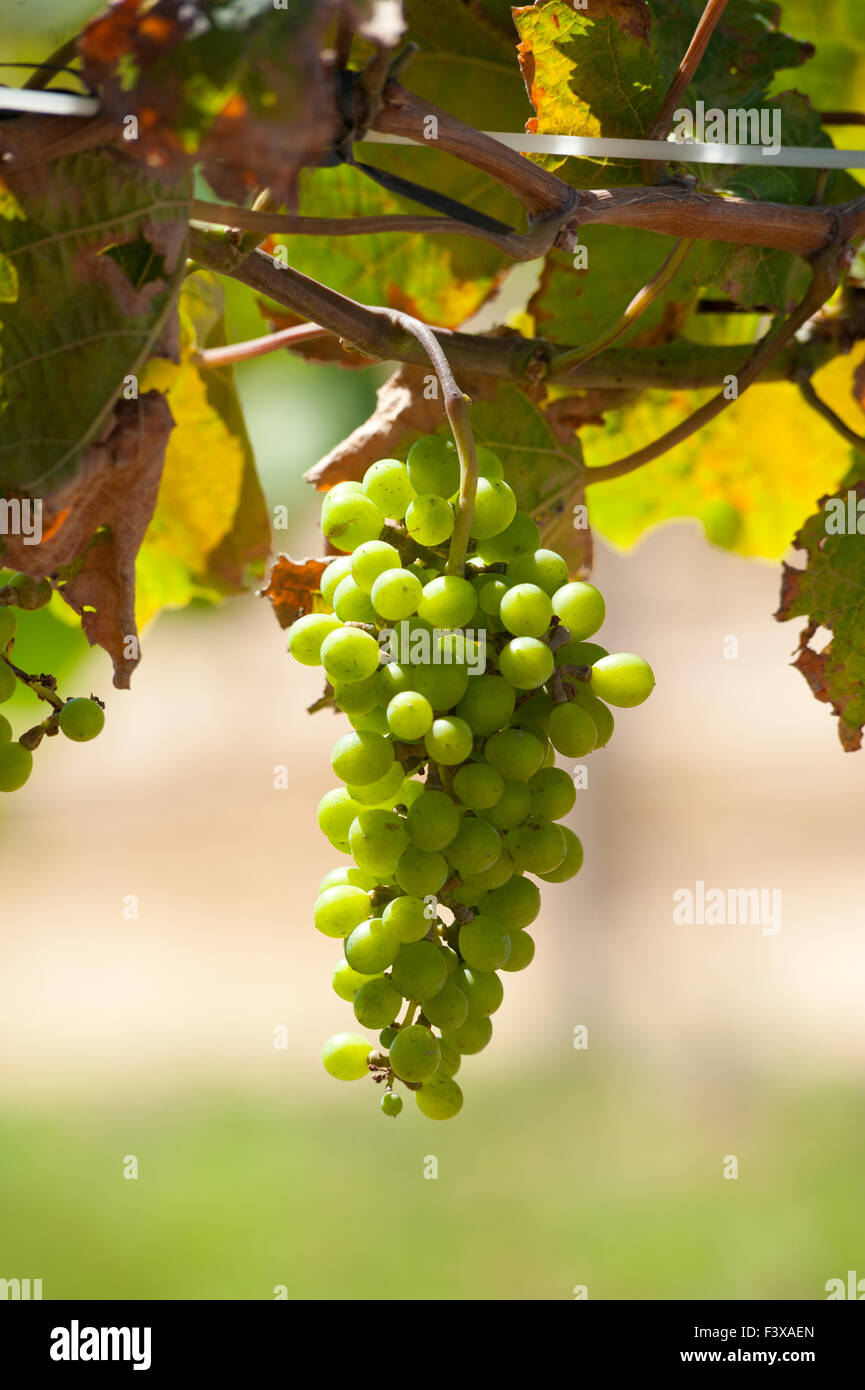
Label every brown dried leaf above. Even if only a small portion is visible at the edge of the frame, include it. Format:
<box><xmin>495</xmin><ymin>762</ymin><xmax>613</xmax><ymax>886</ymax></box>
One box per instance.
<box><xmin>263</xmin><ymin>555</ymin><xmax>329</xmax><ymax>629</ymax></box>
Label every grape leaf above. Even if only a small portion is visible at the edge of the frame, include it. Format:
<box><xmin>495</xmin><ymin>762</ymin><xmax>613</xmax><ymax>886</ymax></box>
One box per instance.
<box><xmin>775</xmin><ymin>480</ymin><xmax>865</xmax><ymax>751</ymax></box>
<box><xmin>264</xmin><ymin>556</ymin><xmax>329</xmax><ymax>629</ymax></box>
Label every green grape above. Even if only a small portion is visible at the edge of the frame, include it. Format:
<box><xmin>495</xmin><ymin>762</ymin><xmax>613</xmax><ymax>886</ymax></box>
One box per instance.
<box><xmin>501</xmin><ymin>930</ymin><xmax>535</xmax><ymax>972</ymax></box>
<box><xmin>322</xmin><ymin>1032</ymin><xmax>373</xmax><ymax>1081</ymax></box>
<box><xmin>541</xmin><ymin>744</ymin><xmax>556</xmax><ymax>768</ymax></box>
<box><xmin>464</xmin><ymin>846</ymin><xmax>514</xmax><ymax>892</ymax></box>
<box><xmin>390</xmin><ymin>940</ymin><xmax>447</xmax><ymax>1000</ymax></box>
<box><xmin>454</xmin><ymin>966</ymin><xmax>503</xmax><ymax>1017</ymax></box>
<box><xmin>441</xmin><ymin>1016</ymin><xmax>492</xmax><ymax>1056</ymax></box>
<box><xmin>590</xmin><ymin>653</ymin><xmax>655</xmax><ymax>707</ymax></box>
<box><xmin>468</xmin><ymin>478</ymin><xmax>517</xmax><ymax>539</ymax></box>
<box><xmin>320</xmin><ymin>556</ymin><xmax>353</xmax><ymax>607</ymax></box>
<box><xmin>0</xmin><ymin>713</ymin><xmax>11</xmax><ymax>741</ymax></box>
<box><xmin>455</xmin><ymin>675</ymin><xmax>515</xmax><ymax>736</ymax></box>
<box><xmin>506</xmin><ymin>548</ymin><xmax>569</xmax><ymax>595</ymax></box>
<box><xmin>552</xmin><ymin>581</ymin><xmax>606</xmax><ymax>640</ymax></box>
<box><xmin>417</xmin><ymin>575</ymin><xmax>476</xmax><ymax>629</ymax></box>
<box><xmin>422</xmin><ymin>980</ymin><xmax>469</xmax><ymax>1030</ymax></box>
<box><xmin>351</xmin><ymin>540</ymin><xmax>402</xmax><ymax>592</ymax></box>
<box><xmin>386</xmin><ymin>690</ymin><xmax>433</xmax><ymax>742</ymax></box>
<box><xmin>409</xmin><ymin>660</ymin><xmax>470</xmax><ymax>713</ymax></box>
<box><xmin>333</xmin><ymin>671</ymin><xmax>381</xmax><ymax>715</ymax></box>
<box><xmin>349</xmin><ymin>707</ymin><xmax>389</xmax><ymax>736</ymax></box>
<box><xmin>548</xmin><ymin>702</ymin><xmax>598</xmax><ymax>757</ymax></box>
<box><xmin>497</xmin><ymin>637</ymin><xmax>554</xmax><ymax>690</ymax></box>
<box><xmin>354</xmin><ymin>976</ymin><xmax>403</xmax><ymax>1028</ymax></box>
<box><xmin>0</xmin><ymin>609</ymin><xmax>17</xmax><ymax>648</ymax></box>
<box><xmin>394</xmin><ymin>846</ymin><xmax>448</xmax><ymax>897</ymax></box>
<box><xmin>371</xmin><ymin>568</ymin><xmax>423</xmax><ymax>621</ymax></box>
<box><xmin>398</xmin><ymin>778</ymin><xmax>425</xmax><ymax>809</ymax></box>
<box><xmin>480</xmin><ymin>778</ymin><xmax>531</xmax><ymax>830</ymax></box>
<box><xmin>538</xmin><ymin>826</ymin><xmax>584</xmax><ymax>882</ymax></box>
<box><xmin>406</xmin><ymin>788</ymin><xmax>461</xmax><ymax>851</ymax></box>
<box><xmin>389</xmin><ymin>1023</ymin><xmax>441</xmax><ymax>1082</ymax></box>
<box><xmin>333</xmin><ymin>959</ymin><xmax>381</xmax><ymax>1002</ymax></box>
<box><xmin>445</xmin><ymin>817</ymin><xmax>502</xmax><ymax>877</ymax></box>
<box><xmin>382</xmin><ymin>894</ymin><xmax>430</xmax><ymax>944</ymax></box>
<box><xmin>450</xmin><ymin>880</ymin><xmax>487</xmax><ymax>908</ymax></box>
<box><xmin>484</xmin><ymin>727</ymin><xmax>545</xmax><ymax>781</ymax></box>
<box><xmin>349</xmin><ymin>809</ymin><xmax>410</xmax><ymax>876</ymax></box>
<box><xmin>477</xmin><ymin>577</ymin><xmax>509</xmax><ymax>617</ymax></box>
<box><xmin>345</xmin><ymin>918</ymin><xmax>400</xmax><ymax>973</ymax></box>
<box><xmin>511</xmin><ymin>690</ymin><xmax>552</xmax><ymax>734</ymax></box>
<box><xmin>499</xmin><ymin>583</ymin><xmax>553</xmax><ymax>639</ymax></box>
<box><xmin>484</xmin><ymin>875</ymin><xmax>540</xmax><ymax>930</ymax></box>
<box><xmin>475</xmin><ymin>445</ymin><xmax>504</xmax><ymax>480</ymax></box>
<box><xmin>347</xmin><ymin>761</ymin><xmax>406</xmax><ymax>807</ymax></box>
<box><xmin>476</xmin><ymin>511</ymin><xmax>540</xmax><ymax>564</ymax></box>
<box><xmin>0</xmin><ymin>662</ymin><xmax>16</xmax><ymax>703</ymax></box>
<box><xmin>416</xmin><ymin>1074</ymin><xmax>463</xmax><ymax>1120</ymax></box>
<box><xmin>568</xmin><ymin>682</ymin><xmax>615</xmax><ymax>747</ymax></box>
<box><xmin>7</xmin><ymin>574</ymin><xmax>53</xmax><ymax>610</ymax></box>
<box><xmin>453</xmin><ymin>761</ymin><xmax>504</xmax><ymax>810</ymax></box>
<box><xmin>321</xmin><ymin>492</ymin><xmax>385</xmax><ymax>552</ymax></box>
<box><xmin>317</xmin><ymin>787</ymin><xmax>364</xmax><ymax>849</ymax></box>
<box><xmin>381</xmin><ymin>1090</ymin><xmax>403</xmax><ymax>1118</ymax></box>
<box><xmin>363</xmin><ymin>458</ymin><xmax>415</xmax><ymax>519</ymax></box>
<box><xmin>321</xmin><ymin>627</ymin><xmax>381</xmax><ymax>684</ymax></box>
<box><xmin>407</xmin><ymin>435</ymin><xmax>459</xmax><ymax>497</ymax></box>
<box><xmin>0</xmin><ymin>741</ymin><xmax>32</xmax><ymax>792</ymax></box>
<box><xmin>379</xmin><ymin>1025</ymin><xmax>399</xmax><ymax>1048</ymax></box>
<box><xmin>527</xmin><ymin>767</ymin><xmax>577</xmax><ymax>820</ymax></box>
<box><xmin>507</xmin><ymin>817</ymin><xmax>567</xmax><ymax>874</ymax></box>
<box><xmin>554</xmin><ymin>639</ymin><xmax>608</xmax><ymax>669</ymax></box>
<box><xmin>333</xmin><ymin>576</ymin><xmax>377</xmax><ymax>624</ymax></box>
<box><xmin>405</xmin><ymin>495</ymin><xmax>454</xmax><ymax>546</ymax></box>
<box><xmin>314</xmin><ymin>884</ymin><xmax>371</xmax><ymax>938</ymax></box>
<box><xmin>458</xmin><ymin>916</ymin><xmax>511</xmax><ymax>971</ymax></box>
<box><xmin>287</xmin><ymin>613</ymin><xmax>342</xmax><ymax>665</ymax></box>
<box><xmin>319</xmin><ymin>866</ymin><xmax>378</xmax><ymax>892</ymax></box>
<box><xmin>436</xmin><ymin>1038</ymin><xmax>462</xmax><ymax>1076</ymax></box>
<box><xmin>424</xmin><ymin>716</ymin><xmax>474</xmax><ymax>766</ymax></box>
<box><xmin>331</xmin><ymin>730</ymin><xmax>394</xmax><ymax>785</ymax></box>
<box><xmin>325</xmin><ymin>481</ymin><xmax>364</xmax><ymax>498</ymax></box>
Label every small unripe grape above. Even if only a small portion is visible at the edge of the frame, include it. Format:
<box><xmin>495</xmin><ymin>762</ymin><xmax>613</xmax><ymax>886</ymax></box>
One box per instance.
<box><xmin>501</xmin><ymin>930</ymin><xmax>535</xmax><ymax>972</ymax></box>
<box><xmin>548</xmin><ymin>701</ymin><xmax>598</xmax><ymax>757</ymax></box>
<box><xmin>417</xmin><ymin>575</ymin><xmax>476</xmax><ymax>629</ymax></box>
<box><xmin>382</xmin><ymin>894</ymin><xmax>430</xmax><ymax>944</ymax></box>
<box><xmin>537</xmin><ymin>826</ymin><xmax>584</xmax><ymax>882</ymax></box>
<box><xmin>287</xmin><ymin>613</ymin><xmax>341</xmax><ymax>666</ymax></box>
<box><xmin>441</xmin><ymin>1016</ymin><xmax>492</xmax><ymax>1056</ymax></box>
<box><xmin>333</xmin><ymin>959</ymin><xmax>381</xmax><ymax>1002</ymax></box>
<box><xmin>371</xmin><ymin>567</ymin><xmax>423</xmax><ymax>621</ymax></box>
<box><xmin>445</xmin><ymin>816</ymin><xmax>502</xmax><ymax>877</ymax></box>
<box><xmin>317</xmin><ymin>787</ymin><xmax>364</xmax><ymax>849</ymax></box>
<box><xmin>0</xmin><ymin>712</ymin><xmax>11</xmax><ymax>741</ymax></box>
<box><xmin>320</xmin><ymin>556</ymin><xmax>353</xmax><ymax>607</ymax></box>
<box><xmin>345</xmin><ymin>918</ymin><xmax>400</xmax><ymax>973</ymax></box>
<box><xmin>349</xmin><ymin>809</ymin><xmax>410</xmax><ymax>876</ymax></box>
<box><xmin>345</xmin><ymin>761</ymin><xmax>405</xmax><ymax>807</ymax></box>
<box><xmin>394</xmin><ymin>845</ymin><xmax>448</xmax><ymax>897</ymax></box>
<box><xmin>363</xmin><ymin>459</ymin><xmax>415</xmax><ymax>519</ymax></box>
<box><xmin>319</xmin><ymin>866</ymin><xmax>377</xmax><ymax>892</ymax></box>
<box><xmin>497</xmin><ymin>637</ymin><xmax>554</xmax><ymax>690</ymax></box>
<box><xmin>475</xmin><ymin>445</ymin><xmax>504</xmax><ymax>480</ymax></box>
<box><xmin>381</xmin><ymin>1090</ymin><xmax>403</xmax><ymax>1118</ymax></box>
<box><xmin>0</xmin><ymin>662</ymin><xmax>16</xmax><ymax>703</ymax></box>
<box><xmin>475</xmin><ymin>511</ymin><xmax>539</xmax><ymax>564</ymax></box>
<box><xmin>422</xmin><ymin>980</ymin><xmax>469</xmax><ymax>1030</ymax></box>
<box><xmin>589</xmin><ymin>653</ymin><xmax>655</xmax><ymax>707</ymax></box>
<box><xmin>59</xmin><ymin>698</ymin><xmax>104</xmax><ymax>743</ymax></box>
<box><xmin>379</xmin><ymin>1025</ymin><xmax>399</xmax><ymax>1049</ymax></box>
<box><xmin>8</xmin><ymin>574</ymin><xmax>52</xmax><ymax>610</ymax></box>
<box><xmin>552</xmin><ymin>581</ymin><xmax>606</xmax><ymax>640</ymax></box>
<box><xmin>499</xmin><ymin>583</ymin><xmax>553</xmax><ymax>638</ymax></box>
<box><xmin>386</xmin><ymin>690</ymin><xmax>433</xmax><ymax>741</ymax></box>
<box><xmin>453</xmin><ymin>761</ymin><xmax>504</xmax><ymax>810</ymax></box>
<box><xmin>406</xmin><ymin>495</ymin><xmax>454</xmax><ymax>546</ymax></box>
<box><xmin>322</xmin><ymin>1032</ymin><xmax>373</xmax><ymax>1081</ymax></box>
<box><xmin>506</xmin><ymin>549</ymin><xmax>569</xmax><ymax>595</ymax></box>
<box><xmin>458</xmin><ymin>916</ymin><xmax>511</xmax><ymax>971</ymax></box>
<box><xmin>454</xmin><ymin>966</ymin><xmax>503</xmax><ymax>1017</ymax></box>
<box><xmin>321</xmin><ymin>627</ymin><xmax>381</xmax><ymax>684</ymax></box>
<box><xmin>0</xmin><ymin>609</ymin><xmax>17</xmax><ymax>648</ymax></box>
<box><xmin>331</xmin><ymin>730</ymin><xmax>394</xmax><ymax>786</ymax></box>
<box><xmin>480</xmin><ymin>778</ymin><xmax>531</xmax><ymax>830</ymax></box>
<box><xmin>527</xmin><ymin>767</ymin><xmax>577</xmax><ymax>820</ymax></box>
<box><xmin>424</xmin><ymin>716</ymin><xmax>474</xmax><ymax>766</ymax></box>
<box><xmin>407</xmin><ymin>436</ymin><xmax>459</xmax><ymax>497</ymax></box>
<box><xmin>554</xmin><ymin>639</ymin><xmax>608</xmax><ymax>669</ymax></box>
<box><xmin>406</xmin><ymin>788</ymin><xmax>461</xmax><ymax>851</ymax></box>
<box><xmin>0</xmin><ymin>740</ymin><xmax>32</xmax><ymax>791</ymax></box>
<box><xmin>415</xmin><ymin>1073</ymin><xmax>463</xmax><ymax>1120</ymax></box>
<box><xmin>507</xmin><ymin>817</ymin><xmax>567</xmax><ymax>875</ymax></box>
<box><xmin>333</xmin><ymin>576</ymin><xmax>377</xmax><ymax>624</ymax></box>
<box><xmin>468</xmin><ymin>478</ymin><xmax>517</xmax><ymax>540</ymax></box>
<box><xmin>390</xmin><ymin>940</ymin><xmax>447</xmax><ymax>1000</ymax></box>
<box><xmin>321</xmin><ymin>491</ymin><xmax>385</xmax><ymax>552</ymax></box>
<box><xmin>436</xmin><ymin>1038</ymin><xmax>462</xmax><ymax>1076</ymax></box>
<box><xmin>389</xmin><ymin>1023</ymin><xmax>441</xmax><ymax>1082</ymax></box>
<box><xmin>353</xmin><ymin>976</ymin><xmax>403</xmax><ymax>1029</ymax></box>
<box><xmin>484</xmin><ymin>875</ymin><xmax>540</xmax><ymax>929</ymax></box>
<box><xmin>455</xmin><ymin>675</ymin><xmax>515</xmax><ymax>737</ymax></box>
<box><xmin>568</xmin><ymin>682</ymin><xmax>615</xmax><ymax>747</ymax></box>
<box><xmin>477</xmin><ymin>577</ymin><xmax>509</xmax><ymax>617</ymax></box>
<box><xmin>314</xmin><ymin>884</ymin><xmax>371</xmax><ymax>938</ymax></box>
<box><xmin>484</xmin><ymin>727</ymin><xmax>545</xmax><ymax>782</ymax></box>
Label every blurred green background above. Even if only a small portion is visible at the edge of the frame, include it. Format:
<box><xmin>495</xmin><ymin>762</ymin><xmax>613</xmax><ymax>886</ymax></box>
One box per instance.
<box><xmin>2</xmin><ymin>0</ymin><xmax>865</xmax><ymax>1302</ymax></box>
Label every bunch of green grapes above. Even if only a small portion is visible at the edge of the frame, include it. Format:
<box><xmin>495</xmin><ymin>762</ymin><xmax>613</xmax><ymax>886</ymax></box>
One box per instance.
<box><xmin>286</xmin><ymin>436</ymin><xmax>654</xmax><ymax>1121</ymax></box>
<box><xmin>0</xmin><ymin>578</ymin><xmax>105</xmax><ymax>793</ymax></box>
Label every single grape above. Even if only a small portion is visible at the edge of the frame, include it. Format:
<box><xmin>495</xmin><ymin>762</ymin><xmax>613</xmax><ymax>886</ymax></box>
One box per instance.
<box><xmin>424</xmin><ymin>716</ymin><xmax>474</xmax><ymax>766</ymax></box>
<box><xmin>476</xmin><ymin>511</ymin><xmax>540</xmax><ymax>564</ymax></box>
<box><xmin>332</xmin><ymin>670</ymin><xmax>381</xmax><ymax>715</ymax></box>
<box><xmin>406</xmin><ymin>788</ymin><xmax>461</xmax><ymax>851</ymax></box>
<box><xmin>346</xmin><ymin>761</ymin><xmax>406</xmax><ymax>807</ymax></box>
<box><xmin>371</xmin><ymin>568</ymin><xmax>423</xmax><ymax>621</ymax></box>
<box><xmin>345</xmin><ymin>918</ymin><xmax>400</xmax><ymax>973</ymax></box>
<box><xmin>417</xmin><ymin>575</ymin><xmax>476</xmax><ymax>629</ymax></box>
<box><xmin>406</xmin><ymin>495</ymin><xmax>454</xmax><ymax>546</ymax></box>
<box><xmin>439</xmin><ymin>943</ymin><xmax>460</xmax><ymax>976</ymax></box>
<box><xmin>0</xmin><ymin>662</ymin><xmax>16</xmax><ymax>703</ymax></box>
<box><xmin>394</xmin><ymin>846</ymin><xmax>448</xmax><ymax>897</ymax></box>
<box><xmin>390</xmin><ymin>940</ymin><xmax>447</xmax><ymax>1000</ymax></box>
<box><xmin>484</xmin><ymin>875</ymin><xmax>540</xmax><ymax>930</ymax></box>
<box><xmin>463</xmin><ymin>846</ymin><xmax>514</xmax><ymax>892</ymax></box>
<box><xmin>480</xmin><ymin>778</ymin><xmax>531</xmax><ymax>830</ymax></box>
<box><xmin>477</xmin><ymin>577</ymin><xmax>509</xmax><ymax>617</ymax></box>
<box><xmin>450</xmin><ymin>880</ymin><xmax>487</xmax><ymax>908</ymax></box>
<box><xmin>348</xmin><ymin>541</ymin><xmax>403</xmax><ymax>600</ymax></box>
<box><xmin>441</xmin><ymin>1016</ymin><xmax>492</xmax><ymax>1055</ymax></box>
<box><xmin>421</xmin><ymin>980</ymin><xmax>469</xmax><ymax>1030</ymax></box>
<box><xmin>416</xmin><ymin>1073</ymin><xmax>463</xmax><ymax>1120</ymax></box>
<box><xmin>314</xmin><ymin>884</ymin><xmax>371</xmax><ymax>938</ymax></box>
<box><xmin>568</xmin><ymin>682</ymin><xmax>615</xmax><ymax>748</ymax></box>
<box><xmin>468</xmin><ymin>478</ymin><xmax>517</xmax><ymax>540</ymax></box>
<box><xmin>319</xmin><ymin>866</ymin><xmax>378</xmax><ymax>892</ymax></box>
<box><xmin>407</xmin><ymin>435</ymin><xmax>459</xmax><ymax>497</ymax></box>
<box><xmin>554</xmin><ymin>639</ymin><xmax>608</xmax><ymax>669</ymax></box>
<box><xmin>499</xmin><ymin>583</ymin><xmax>553</xmax><ymax>639</ymax></box>
<box><xmin>453</xmin><ymin>761</ymin><xmax>504</xmax><ymax>810</ymax></box>
<box><xmin>548</xmin><ymin>701</ymin><xmax>598</xmax><ymax>757</ymax></box>
<box><xmin>0</xmin><ymin>740</ymin><xmax>32</xmax><ymax>791</ymax></box>
<box><xmin>0</xmin><ymin>609</ymin><xmax>17</xmax><ymax>648</ymax></box>
<box><xmin>454</xmin><ymin>966</ymin><xmax>503</xmax><ymax>1017</ymax></box>
<box><xmin>349</xmin><ymin>809</ymin><xmax>410</xmax><ymax>876</ymax></box>
<box><xmin>0</xmin><ymin>712</ymin><xmax>11</xmax><ymax>741</ymax></box>
<box><xmin>484</xmin><ymin>727</ymin><xmax>545</xmax><ymax>782</ymax></box>
<box><xmin>379</xmin><ymin>1025</ymin><xmax>399</xmax><ymax>1049</ymax></box>
<box><xmin>497</xmin><ymin>637</ymin><xmax>554</xmax><ymax>690</ymax></box>
<box><xmin>537</xmin><ymin>826</ymin><xmax>584</xmax><ymax>882</ymax></box>
<box><xmin>321</xmin><ymin>627</ymin><xmax>381</xmax><ymax>684</ymax></box>
<box><xmin>363</xmin><ymin>459</ymin><xmax>415</xmax><ymax>519</ymax></box>
<box><xmin>333</xmin><ymin>576</ymin><xmax>377</xmax><ymax>624</ymax></box>
<box><xmin>287</xmin><ymin>613</ymin><xmax>341</xmax><ymax>665</ymax></box>
<box><xmin>398</xmin><ymin>777</ymin><xmax>425</xmax><ymax>809</ymax></box>
<box><xmin>589</xmin><ymin>653</ymin><xmax>655</xmax><ymax>707</ymax></box>
<box><xmin>458</xmin><ymin>916</ymin><xmax>511</xmax><ymax>971</ymax></box>
<box><xmin>7</xmin><ymin>574</ymin><xmax>53</xmax><ymax>610</ymax></box>
<box><xmin>507</xmin><ymin>817</ymin><xmax>567</xmax><ymax>874</ymax></box>
<box><xmin>552</xmin><ymin>581</ymin><xmax>606</xmax><ymax>640</ymax></box>
<box><xmin>317</xmin><ymin>787</ymin><xmax>365</xmax><ymax>849</ymax></box>
<box><xmin>386</xmin><ymin>690</ymin><xmax>433</xmax><ymax>742</ymax></box>
<box><xmin>320</xmin><ymin>556</ymin><xmax>353</xmax><ymax>607</ymax></box>
<box><xmin>436</xmin><ymin>1038</ymin><xmax>462</xmax><ymax>1076</ymax></box>
<box><xmin>501</xmin><ymin>930</ymin><xmax>535</xmax><ymax>972</ymax></box>
<box><xmin>389</xmin><ymin>1023</ymin><xmax>441</xmax><ymax>1082</ymax></box>
<box><xmin>475</xmin><ymin>445</ymin><xmax>504</xmax><ymax>480</ymax></box>
<box><xmin>322</xmin><ymin>492</ymin><xmax>385</xmax><ymax>552</ymax></box>
<box><xmin>381</xmin><ymin>1090</ymin><xmax>403</xmax><ymax>1118</ymax></box>
<box><xmin>445</xmin><ymin>817</ymin><xmax>502</xmax><ymax>877</ymax></box>
<box><xmin>527</xmin><ymin>767</ymin><xmax>577</xmax><ymax>820</ymax></box>
<box><xmin>382</xmin><ymin>894</ymin><xmax>430</xmax><ymax>944</ymax></box>
<box><xmin>348</xmin><ymin>704</ymin><xmax>390</xmax><ymax>735</ymax></box>
<box><xmin>333</xmin><ymin>959</ymin><xmax>381</xmax><ymax>1003</ymax></box>
<box><xmin>506</xmin><ymin>548</ymin><xmax>569</xmax><ymax>595</ymax></box>
<box><xmin>322</xmin><ymin>1032</ymin><xmax>373</xmax><ymax>1081</ymax></box>
<box><xmin>331</xmin><ymin>730</ymin><xmax>394</xmax><ymax>786</ymax></box>
<box><xmin>353</xmin><ymin>976</ymin><xmax>403</xmax><ymax>1028</ymax></box>
<box><xmin>511</xmin><ymin>689</ymin><xmax>552</xmax><ymax>735</ymax></box>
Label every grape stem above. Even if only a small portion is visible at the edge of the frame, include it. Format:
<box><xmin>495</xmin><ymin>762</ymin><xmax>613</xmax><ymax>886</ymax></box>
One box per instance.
<box><xmin>1</xmin><ymin>655</ymin><xmax>64</xmax><ymax>710</ymax></box>
<box><xmin>368</xmin><ymin>308</ymin><xmax>478</xmax><ymax>576</ymax></box>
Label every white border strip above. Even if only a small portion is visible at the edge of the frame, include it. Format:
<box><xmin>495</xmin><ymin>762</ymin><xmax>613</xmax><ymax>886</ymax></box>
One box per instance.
<box><xmin>0</xmin><ymin>88</ymin><xmax>100</xmax><ymax>118</ymax></box>
<box><xmin>364</xmin><ymin>130</ymin><xmax>865</xmax><ymax>170</ymax></box>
